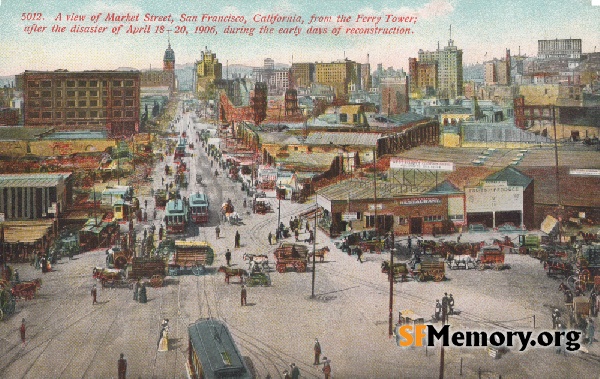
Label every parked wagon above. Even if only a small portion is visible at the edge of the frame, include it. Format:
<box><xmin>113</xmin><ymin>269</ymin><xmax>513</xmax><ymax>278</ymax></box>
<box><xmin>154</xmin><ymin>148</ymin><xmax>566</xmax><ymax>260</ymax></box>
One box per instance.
<box><xmin>168</xmin><ymin>240</ymin><xmax>214</xmax><ymax>276</ymax></box>
<box><xmin>411</xmin><ymin>259</ymin><xmax>446</xmax><ymax>282</ymax></box>
<box><xmin>476</xmin><ymin>246</ymin><xmax>509</xmax><ymax>270</ymax></box>
<box><xmin>360</xmin><ymin>239</ymin><xmax>385</xmax><ymax>254</ymax></box>
<box><xmin>128</xmin><ymin>257</ymin><xmax>166</xmax><ymax>287</ymax></box>
<box><xmin>273</xmin><ymin>243</ymin><xmax>309</xmax><ymax>273</ymax></box>
<box><xmin>93</xmin><ymin>267</ymin><xmax>132</xmax><ymax>289</ymax></box>
<box><xmin>381</xmin><ymin>261</ymin><xmax>410</xmax><ymax>282</ymax></box>
<box><xmin>246</xmin><ymin>272</ymin><xmax>271</xmax><ymax>287</ymax></box>
<box><xmin>544</xmin><ymin>259</ymin><xmax>573</xmax><ymax>278</ymax></box>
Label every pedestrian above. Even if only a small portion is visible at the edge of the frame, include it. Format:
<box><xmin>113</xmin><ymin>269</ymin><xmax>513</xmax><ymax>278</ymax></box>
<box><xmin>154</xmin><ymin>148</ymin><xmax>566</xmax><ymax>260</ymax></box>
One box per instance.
<box><xmin>225</xmin><ymin>249</ymin><xmax>232</xmax><ymax>267</ymax></box>
<box><xmin>448</xmin><ymin>294</ymin><xmax>455</xmax><ymax>315</ymax></box>
<box><xmin>306</xmin><ymin>221</ymin><xmax>310</xmax><ymax>233</ymax></box>
<box><xmin>268</xmin><ymin>231</ymin><xmax>272</xmax><ymax>245</ymax></box>
<box><xmin>20</xmin><ymin>318</ymin><xmax>26</xmax><ymax>346</ymax></box>
<box><xmin>283</xmin><ymin>370</ymin><xmax>291</xmax><ymax>379</ymax></box>
<box><xmin>587</xmin><ymin>318</ymin><xmax>595</xmax><ymax>345</ymax></box>
<box><xmin>14</xmin><ymin>269</ymin><xmax>19</xmax><ymax>283</ymax></box>
<box><xmin>295</xmin><ymin>229</ymin><xmax>299</xmax><ymax>242</ymax></box>
<box><xmin>133</xmin><ymin>279</ymin><xmax>140</xmax><ymax>302</ymax></box>
<box><xmin>138</xmin><ymin>283</ymin><xmax>148</xmax><ymax>303</ymax></box>
<box><xmin>321</xmin><ymin>357</ymin><xmax>331</xmax><ymax>379</ymax></box>
<box><xmin>457</xmin><ymin>233</ymin><xmax>462</xmax><ymax>243</ymax></box>
<box><xmin>435</xmin><ymin>300</ymin><xmax>442</xmax><ymax>321</ymax></box>
<box><xmin>159</xmin><ymin>225</ymin><xmax>164</xmax><ymax>241</ymax></box>
<box><xmin>313</xmin><ymin>338</ymin><xmax>321</xmax><ymax>365</ymax></box>
<box><xmin>290</xmin><ymin>363</ymin><xmax>300</xmax><ymax>379</ymax></box>
<box><xmin>91</xmin><ymin>284</ymin><xmax>98</xmax><ymax>305</ymax></box>
<box><xmin>357</xmin><ymin>248</ymin><xmax>363</xmax><ymax>263</ymax></box>
<box><xmin>241</xmin><ymin>285</ymin><xmax>247</xmax><ymax>306</ymax></box>
<box><xmin>441</xmin><ymin>293</ymin><xmax>449</xmax><ymax>319</ymax></box>
<box><xmin>235</xmin><ymin>230</ymin><xmax>241</xmax><ymax>248</ymax></box>
<box><xmin>215</xmin><ymin>225</ymin><xmax>220</xmax><ymax>239</ymax></box>
<box><xmin>144</xmin><ymin>199</ymin><xmax>148</xmax><ymax>209</ymax></box>
<box><xmin>309</xmin><ymin>230</ymin><xmax>314</xmax><ymax>244</ymax></box>
<box><xmin>552</xmin><ymin>309</ymin><xmax>561</xmax><ymax>329</ymax></box>
<box><xmin>243</xmin><ymin>198</ymin><xmax>247</xmax><ymax>208</ymax></box>
<box><xmin>118</xmin><ymin>353</ymin><xmax>127</xmax><ymax>379</ymax></box>
<box><xmin>591</xmin><ymin>290</ymin><xmax>598</xmax><ymax>317</ymax></box>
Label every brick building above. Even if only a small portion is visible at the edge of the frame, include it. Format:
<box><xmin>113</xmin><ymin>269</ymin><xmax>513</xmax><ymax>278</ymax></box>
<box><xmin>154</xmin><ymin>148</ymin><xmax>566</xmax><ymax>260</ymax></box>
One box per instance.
<box><xmin>21</xmin><ymin>70</ymin><xmax>140</xmax><ymax>137</ymax></box>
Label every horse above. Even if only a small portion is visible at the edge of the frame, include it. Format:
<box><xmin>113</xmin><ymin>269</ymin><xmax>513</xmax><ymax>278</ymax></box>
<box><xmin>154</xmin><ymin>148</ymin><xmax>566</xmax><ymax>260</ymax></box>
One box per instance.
<box><xmin>446</xmin><ymin>253</ymin><xmax>476</xmax><ymax>269</ymax></box>
<box><xmin>243</xmin><ymin>254</ymin><xmax>270</xmax><ymax>271</ymax></box>
<box><xmin>218</xmin><ymin>266</ymin><xmax>248</xmax><ymax>284</ymax></box>
<box><xmin>309</xmin><ymin>246</ymin><xmax>330</xmax><ymax>262</ymax></box>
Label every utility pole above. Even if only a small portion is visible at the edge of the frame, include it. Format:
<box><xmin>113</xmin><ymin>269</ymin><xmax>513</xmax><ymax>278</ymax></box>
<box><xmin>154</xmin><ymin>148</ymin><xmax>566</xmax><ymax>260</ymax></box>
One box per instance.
<box><xmin>552</xmin><ymin>105</ymin><xmax>562</xmax><ymax>243</ymax></box>
<box><xmin>311</xmin><ymin>195</ymin><xmax>317</xmax><ymax>298</ymax></box>
<box><xmin>388</xmin><ymin>231</ymin><xmax>395</xmax><ymax>338</ymax></box>
<box><xmin>439</xmin><ymin>305</ymin><xmax>446</xmax><ymax>379</ymax></box>
<box><xmin>373</xmin><ymin>148</ymin><xmax>378</xmax><ymax>238</ymax></box>
<box><xmin>277</xmin><ymin>179</ymin><xmax>282</xmax><ymax>242</ymax></box>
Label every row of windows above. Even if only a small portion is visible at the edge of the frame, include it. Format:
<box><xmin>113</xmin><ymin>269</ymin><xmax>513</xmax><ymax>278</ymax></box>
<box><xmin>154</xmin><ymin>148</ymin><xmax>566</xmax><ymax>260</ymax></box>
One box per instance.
<box><xmin>28</xmin><ymin>99</ymin><xmax>136</xmax><ymax>107</ymax></box>
<box><xmin>424</xmin><ymin>215</ymin><xmax>444</xmax><ymax>222</ymax></box>
<box><xmin>29</xmin><ymin>89</ymin><xmax>137</xmax><ymax>98</ymax></box>
<box><xmin>27</xmin><ymin>79</ymin><xmax>137</xmax><ymax>88</ymax></box>
<box><xmin>28</xmin><ymin>110</ymin><xmax>135</xmax><ymax>119</ymax></box>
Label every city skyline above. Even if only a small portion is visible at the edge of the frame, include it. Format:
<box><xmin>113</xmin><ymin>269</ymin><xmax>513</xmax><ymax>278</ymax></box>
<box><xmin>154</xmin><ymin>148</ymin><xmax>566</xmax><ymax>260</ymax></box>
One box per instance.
<box><xmin>1</xmin><ymin>0</ymin><xmax>599</xmax><ymax>76</ymax></box>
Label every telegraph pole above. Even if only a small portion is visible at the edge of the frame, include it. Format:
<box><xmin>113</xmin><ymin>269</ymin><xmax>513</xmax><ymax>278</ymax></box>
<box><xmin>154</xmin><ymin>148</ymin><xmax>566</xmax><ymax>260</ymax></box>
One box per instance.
<box><xmin>388</xmin><ymin>231</ymin><xmax>395</xmax><ymax>338</ymax></box>
<box><xmin>439</xmin><ymin>301</ymin><xmax>446</xmax><ymax>379</ymax></box>
<box><xmin>552</xmin><ymin>106</ymin><xmax>562</xmax><ymax>243</ymax></box>
<box><xmin>311</xmin><ymin>195</ymin><xmax>317</xmax><ymax>298</ymax></box>
<box><xmin>373</xmin><ymin>148</ymin><xmax>378</xmax><ymax>238</ymax></box>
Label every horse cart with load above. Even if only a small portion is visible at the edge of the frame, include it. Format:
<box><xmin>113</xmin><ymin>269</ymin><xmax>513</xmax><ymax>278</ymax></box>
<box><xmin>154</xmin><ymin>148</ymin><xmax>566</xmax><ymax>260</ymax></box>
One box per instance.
<box><xmin>128</xmin><ymin>257</ymin><xmax>166</xmax><ymax>287</ymax></box>
<box><xmin>274</xmin><ymin>243</ymin><xmax>309</xmax><ymax>273</ymax></box>
<box><xmin>168</xmin><ymin>240</ymin><xmax>214</xmax><ymax>276</ymax></box>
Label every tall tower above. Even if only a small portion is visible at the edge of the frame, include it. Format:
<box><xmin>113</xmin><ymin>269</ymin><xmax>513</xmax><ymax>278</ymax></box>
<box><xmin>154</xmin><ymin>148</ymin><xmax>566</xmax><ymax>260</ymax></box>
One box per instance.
<box><xmin>163</xmin><ymin>38</ymin><xmax>175</xmax><ymax>71</ymax></box>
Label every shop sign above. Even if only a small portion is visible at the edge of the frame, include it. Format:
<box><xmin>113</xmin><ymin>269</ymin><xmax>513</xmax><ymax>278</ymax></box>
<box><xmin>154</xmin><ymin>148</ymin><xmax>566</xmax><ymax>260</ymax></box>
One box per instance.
<box><xmin>398</xmin><ymin>197</ymin><xmax>442</xmax><ymax>206</ymax></box>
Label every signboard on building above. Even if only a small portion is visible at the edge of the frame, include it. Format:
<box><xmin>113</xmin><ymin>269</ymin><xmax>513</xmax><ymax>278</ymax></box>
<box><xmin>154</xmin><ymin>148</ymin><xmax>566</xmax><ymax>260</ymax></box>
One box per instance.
<box><xmin>398</xmin><ymin>197</ymin><xmax>442</xmax><ymax>206</ymax></box>
<box><xmin>465</xmin><ymin>183</ymin><xmax>523</xmax><ymax>213</ymax></box>
<box><xmin>390</xmin><ymin>158</ymin><xmax>454</xmax><ymax>172</ymax></box>
<box><xmin>342</xmin><ymin>212</ymin><xmax>359</xmax><ymax>221</ymax></box>
<box><xmin>368</xmin><ymin>204</ymin><xmax>383</xmax><ymax>211</ymax></box>
<box><xmin>570</xmin><ymin>169</ymin><xmax>600</xmax><ymax>176</ymax></box>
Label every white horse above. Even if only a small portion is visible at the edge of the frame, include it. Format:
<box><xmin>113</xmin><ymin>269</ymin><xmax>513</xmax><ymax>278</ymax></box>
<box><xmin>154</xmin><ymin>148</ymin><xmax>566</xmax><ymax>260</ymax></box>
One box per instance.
<box><xmin>447</xmin><ymin>254</ymin><xmax>476</xmax><ymax>269</ymax></box>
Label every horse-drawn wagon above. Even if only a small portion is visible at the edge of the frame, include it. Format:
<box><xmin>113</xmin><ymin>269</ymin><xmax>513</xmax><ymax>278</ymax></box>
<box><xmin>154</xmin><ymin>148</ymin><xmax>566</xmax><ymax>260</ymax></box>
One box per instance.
<box><xmin>0</xmin><ymin>284</ymin><xmax>16</xmax><ymax>321</ymax></box>
<box><xmin>476</xmin><ymin>246</ymin><xmax>509</xmax><ymax>270</ymax></box>
<box><xmin>446</xmin><ymin>253</ymin><xmax>477</xmax><ymax>270</ymax></box>
<box><xmin>412</xmin><ymin>258</ymin><xmax>446</xmax><ymax>282</ymax></box>
<box><xmin>274</xmin><ymin>243</ymin><xmax>309</xmax><ymax>273</ymax></box>
<box><xmin>168</xmin><ymin>240</ymin><xmax>214</xmax><ymax>276</ymax></box>
<box><xmin>382</xmin><ymin>261</ymin><xmax>410</xmax><ymax>282</ymax></box>
<box><xmin>11</xmin><ymin>279</ymin><xmax>42</xmax><ymax>300</ymax></box>
<box><xmin>93</xmin><ymin>267</ymin><xmax>132</xmax><ymax>289</ymax></box>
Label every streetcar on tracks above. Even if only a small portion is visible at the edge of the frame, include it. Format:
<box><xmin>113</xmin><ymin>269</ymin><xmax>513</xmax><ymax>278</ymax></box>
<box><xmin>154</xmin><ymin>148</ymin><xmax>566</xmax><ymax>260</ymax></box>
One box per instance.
<box><xmin>186</xmin><ymin>318</ymin><xmax>253</xmax><ymax>379</ymax></box>
<box><xmin>165</xmin><ymin>198</ymin><xmax>189</xmax><ymax>234</ymax></box>
<box><xmin>189</xmin><ymin>192</ymin><xmax>209</xmax><ymax>224</ymax></box>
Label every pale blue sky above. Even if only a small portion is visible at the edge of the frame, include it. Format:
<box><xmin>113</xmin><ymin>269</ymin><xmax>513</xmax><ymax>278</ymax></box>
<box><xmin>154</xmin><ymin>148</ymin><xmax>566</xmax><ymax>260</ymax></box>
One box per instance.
<box><xmin>1</xmin><ymin>0</ymin><xmax>598</xmax><ymax>75</ymax></box>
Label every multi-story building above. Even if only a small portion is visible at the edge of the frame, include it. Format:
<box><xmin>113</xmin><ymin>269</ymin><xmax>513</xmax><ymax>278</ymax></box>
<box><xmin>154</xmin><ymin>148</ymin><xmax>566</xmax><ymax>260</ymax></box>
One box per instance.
<box><xmin>195</xmin><ymin>47</ymin><xmax>222</xmax><ymax>93</ymax></box>
<box><xmin>269</xmin><ymin>69</ymin><xmax>289</xmax><ymax>95</ymax></box>
<box><xmin>290</xmin><ymin>63</ymin><xmax>315</xmax><ymax>88</ymax></box>
<box><xmin>315</xmin><ymin>59</ymin><xmax>361</xmax><ymax>97</ymax></box>
<box><xmin>538</xmin><ymin>39</ymin><xmax>582</xmax><ymax>59</ymax></box>
<box><xmin>21</xmin><ymin>70</ymin><xmax>140</xmax><ymax>137</ymax></box>
<box><xmin>409</xmin><ymin>58</ymin><xmax>438</xmax><ymax>96</ymax></box>
<box><xmin>484</xmin><ymin>50</ymin><xmax>511</xmax><ymax>86</ymax></box>
<box><xmin>380</xmin><ymin>77</ymin><xmax>409</xmax><ymax>115</ymax></box>
<box><xmin>413</xmin><ymin>38</ymin><xmax>463</xmax><ymax>99</ymax></box>
<box><xmin>360</xmin><ymin>60</ymin><xmax>372</xmax><ymax>91</ymax></box>
<box><xmin>140</xmin><ymin>41</ymin><xmax>177</xmax><ymax>97</ymax></box>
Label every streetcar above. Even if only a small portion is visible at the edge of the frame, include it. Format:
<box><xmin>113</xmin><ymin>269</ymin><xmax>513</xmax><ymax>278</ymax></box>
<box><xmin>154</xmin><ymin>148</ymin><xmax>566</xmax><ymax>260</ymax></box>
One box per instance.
<box><xmin>165</xmin><ymin>198</ymin><xmax>189</xmax><ymax>234</ymax></box>
<box><xmin>189</xmin><ymin>192</ymin><xmax>209</xmax><ymax>224</ymax></box>
<box><xmin>174</xmin><ymin>137</ymin><xmax>187</xmax><ymax>159</ymax></box>
<box><xmin>186</xmin><ymin>318</ymin><xmax>253</xmax><ymax>379</ymax></box>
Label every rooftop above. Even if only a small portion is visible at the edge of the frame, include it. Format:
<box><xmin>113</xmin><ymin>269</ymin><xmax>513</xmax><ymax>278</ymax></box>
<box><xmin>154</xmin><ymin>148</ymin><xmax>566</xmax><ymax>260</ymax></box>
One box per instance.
<box><xmin>0</xmin><ymin>172</ymin><xmax>72</xmax><ymax>188</ymax></box>
<box><xmin>304</xmin><ymin>132</ymin><xmax>380</xmax><ymax>147</ymax></box>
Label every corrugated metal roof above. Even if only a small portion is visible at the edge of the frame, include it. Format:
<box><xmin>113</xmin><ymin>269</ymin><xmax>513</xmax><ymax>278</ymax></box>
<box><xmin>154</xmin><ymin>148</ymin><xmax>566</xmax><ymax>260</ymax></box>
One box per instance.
<box><xmin>187</xmin><ymin>318</ymin><xmax>252</xmax><ymax>379</ymax></box>
<box><xmin>305</xmin><ymin>132</ymin><xmax>380</xmax><ymax>146</ymax></box>
<box><xmin>277</xmin><ymin>151</ymin><xmax>337</xmax><ymax>170</ymax></box>
<box><xmin>43</xmin><ymin>130</ymin><xmax>107</xmax><ymax>140</ymax></box>
<box><xmin>0</xmin><ymin>127</ymin><xmax>53</xmax><ymax>141</ymax></box>
<box><xmin>0</xmin><ymin>172</ymin><xmax>71</xmax><ymax>188</ymax></box>
<box><xmin>257</xmin><ymin>132</ymin><xmax>301</xmax><ymax>145</ymax></box>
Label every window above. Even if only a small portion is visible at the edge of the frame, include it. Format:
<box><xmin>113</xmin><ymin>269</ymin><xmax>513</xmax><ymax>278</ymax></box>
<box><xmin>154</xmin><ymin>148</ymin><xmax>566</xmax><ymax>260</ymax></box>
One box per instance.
<box><xmin>339</xmin><ymin>113</ymin><xmax>348</xmax><ymax>122</ymax></box>
<box><xmin>29</xmin><ymin>90</ymin><xmax>40</xmax><ymax>98</ymax></box>
<box><xmin>66</xmin><ymin>100</ymin><xmax>75</xmax><ymax>107</ymax></box>
<box><xmin>125</xmin><ymin>80</ymin><xmax>134</xmax><ymax>87</ymax></box>
<box><xmin>67</xmin><ymin>91</ymin><xmax>75</xmax><ymax>97</ymax></box>
<box><xmin>55</xmin><ymin>100</ymin><xmax>62</xmax><ymax>107</ymax></box>
<box><xmin>78</xmin><ymin>91</ymin><xmax>86</xmax><ymax>97</ymax></box>
<box><xmin>102</xmin><ymin>81</ymin><xmax>107</xmax><ymax>87</ymax></box>
<box><xmin>66</xmin><ymin>111</ymin><xmax>76</xmax><ymax>118</ymax></box>
<box><xmin>113</xmin><ymin>100</ymin><xmax>122</xmax><ymax>106</ymax></box>
<box><xmin>449</xmin><ymin>215</ymin><xmax>464</xmax><ymax>221</ymax></box>
<box><xmin>42</xmin><ymin>100</ymin><xmax>52</xmax><ymax>107</ymax></box>
<box><xmin>28</xmin><ymin>111</ymin><xmax>40</xmax><ymax>118</ymax></box>
<box><xmin>28</xmin><ymin>100</ymin><xmax>39</xmax><ymax>107</ymax></box>
<box><xmin>42</xmin><ymin>111</ymin><xmax>52</xmax><ymax>119</ymax></box>
<box><xmin>78</xmin><ymin>100</ymin><xmax>87</xmax><ymax>107</ymax></box>
<box><xmin>102</xmin><ymin>100</ymin><xmax>107</xmax><ymax>106</ymax></box>
<box><xmin>113</xmin><ymin>110</ymin><xmax>122</xmax><ymax>117</ymax></box>
<box><xmin>41</xmin><ymin>81</ymin><xmax>51</xmax><ymax>88</ymax></box>
<box><xmin>125</xmin><ymin>111</ymin><xmax>134</xmax><ymax>117</ymax></box>
<box><xmin>113</xmin><ymin>80</ymin><xmax>122</xmax><ymax>87</ymax></box>
<box><xmin>353</xmin><ymin>114</ymin><xmax>359</xmax><ymax>123</ymax></box>
<box><xmin>89</xmin><ymin>80</ymin><xmax>98</xmax><ymax>87</ymax></box>
<box><xmin>125</xmin><ymin>89</ymin><xmax>134</xmax><ymax>97</ymax></box>
<box><xmin>78</xmin><ymin>111</ymin><xmax>86</xmax><ymax>118</ymax></box>
<box><xmin>424</xmin><ymin>215</ymin><xmax>443</xmax><ymax>222</ymax></box>
<box><xmin>112</xmin><ymin>90</ymin><xmax>121</xmax><ymax>97</ymax></box>
<box><xmin>55</xmin><ymin>112</ymin><xmax>62</xmax><ymax>118</ymax></box>
<box><xmin>124</xmin><ymin>99</ymin><xmax>133</xmax><ymax>106</ymax></box>
<box><xmin>90</xmin><ymin>100</ymin><xmax>98</xmax><ymax>107</ymax></box>
<box><xmin>66</xmin><ymin>81</ymin><xmax>75</xmax><ymax>87</ymax></box>
<box><xmin>90</xmin><ymin>110</ymin><xmax>98</xmax><ymax>117</ymax></box>
<box><xmin>90</xmin><ymin>91</ymin><xmax>98</xmax><ymax>97</ymax></box>
<box><xmin>55</xmin><ymin>90</ymin><xmax>62</xmax><ymax>97</ymax></box>
<box><xmin>78</xmin><ymin>80</ymin><xmax>87</xmax><ymax>87</ymax></box>
<box><xmin>28</xmin><ymin>81</ymin><xmax>39</xmax><ymax>88</ymax></box>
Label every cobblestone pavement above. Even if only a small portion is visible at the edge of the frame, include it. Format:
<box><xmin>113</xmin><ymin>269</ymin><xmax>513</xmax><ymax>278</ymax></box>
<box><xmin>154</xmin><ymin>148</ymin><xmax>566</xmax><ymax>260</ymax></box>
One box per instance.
<box><xmin>1</xmin><ymin>106</ymin><xmax>599</xmax><ymax>378</ymax></box>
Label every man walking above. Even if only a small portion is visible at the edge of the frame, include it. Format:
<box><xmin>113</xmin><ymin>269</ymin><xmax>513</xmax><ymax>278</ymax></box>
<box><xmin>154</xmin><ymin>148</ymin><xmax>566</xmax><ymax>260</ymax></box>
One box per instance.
<box><xmin>268</xmin><ymin>231</ymin><xmax>272</xmax><ymax>245</ymax></box>
<box><xmin>225</xmin><ymin>249</ymin><xmax>232</xmax><ymax>267</ymax></box>
<box><xmin>321</xmin><ymin>357</ymin><xmax>331</xmax><ymax>379</ymax></box>
<box><xmin>118</xmin><ymin>353</ymin><xmax>127</xmax><ymax>379</ymax></box>
<box><xmin>20</xmin><ymin>318</ymin><xmax>26</xmax><ymax>347</ymax></box>
<box><xmin>235</xmin><ymin>230</ymin><xmax>241</xmax><ymax>248</ymax></box>
<box><xmin>313</xmin><ymin>338</ymin><xmax>321</xmax><ymax>365</ymax></box>
<box><xmin>241</xmin><ymin>285</ymin><xmax>247</xmax><ymax>306</ymax></box>
<box><xmin>290</xmin><ymin>363</ymin><xmax>300</xmax><ymax>379</ymax></box>
<box><xmin>215</xmin><ymin>226</ymin><xmax>220</xmax><ymax>239</ymax></box>
<box><xmin>91</xmin><ymin>285</ymin><xmax>98</xmax><ymax>305</ymax></box>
